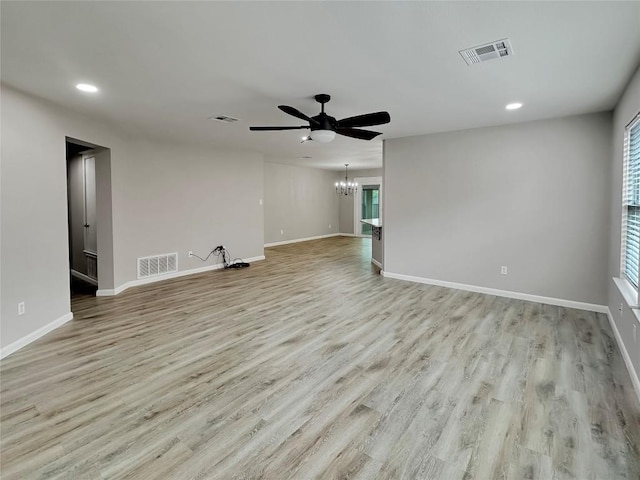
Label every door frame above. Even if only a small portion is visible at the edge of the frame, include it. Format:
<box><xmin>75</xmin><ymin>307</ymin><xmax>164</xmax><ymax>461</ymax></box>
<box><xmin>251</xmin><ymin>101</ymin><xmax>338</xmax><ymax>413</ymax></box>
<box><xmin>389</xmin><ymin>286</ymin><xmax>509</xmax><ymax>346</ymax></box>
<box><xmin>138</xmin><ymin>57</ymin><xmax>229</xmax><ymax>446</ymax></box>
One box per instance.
<box><xmin>82</xmin><ymin>155</ymin><xmax>97</xmax><ymax>256</ymax></box>
<box><xmin>353</xmin><ymin>176</ymin><xmax>382</xmax><ymax>236</ymax></box>
<box><xmin>66</xmin><ymin>137</ymin><xmax>115</xmax><ymax>293</ymax></box>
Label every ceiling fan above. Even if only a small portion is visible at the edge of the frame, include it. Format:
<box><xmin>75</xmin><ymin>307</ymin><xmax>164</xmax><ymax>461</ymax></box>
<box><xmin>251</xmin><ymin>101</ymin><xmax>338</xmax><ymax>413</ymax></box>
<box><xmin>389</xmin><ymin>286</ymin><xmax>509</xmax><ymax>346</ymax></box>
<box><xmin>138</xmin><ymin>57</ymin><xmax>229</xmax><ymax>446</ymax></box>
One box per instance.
<box><xmin>250</xmin><ymin>94</ymin><xmax>390</xmax><ymax>143</ymax></box>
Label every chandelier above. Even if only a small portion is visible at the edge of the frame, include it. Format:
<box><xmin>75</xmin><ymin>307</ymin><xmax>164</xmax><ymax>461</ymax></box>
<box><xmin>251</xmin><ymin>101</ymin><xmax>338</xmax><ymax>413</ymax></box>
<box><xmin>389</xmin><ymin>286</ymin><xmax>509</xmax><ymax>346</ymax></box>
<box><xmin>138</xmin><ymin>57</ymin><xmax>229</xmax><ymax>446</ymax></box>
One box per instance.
<box><xmin>335</xmin><ymin>164</ymin><xmax>358</xmax><ymax>196</ymax></box>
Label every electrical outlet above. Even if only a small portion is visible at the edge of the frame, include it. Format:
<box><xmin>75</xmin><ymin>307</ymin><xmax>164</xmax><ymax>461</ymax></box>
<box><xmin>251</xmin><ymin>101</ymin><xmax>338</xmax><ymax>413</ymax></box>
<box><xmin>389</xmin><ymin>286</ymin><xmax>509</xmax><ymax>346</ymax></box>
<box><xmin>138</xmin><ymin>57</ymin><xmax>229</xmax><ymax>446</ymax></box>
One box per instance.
<box><xmin>18</xmin><ymin>302</ymin><xmax>25</xmax><ymax>316</ymax></box>
<box><xmin>329</xmin><ymin>224</ymin><xmax>332</xmax><ymax>229</ymax></box>
<box><xmin>634</xmin><ymin>324</ymin><xmax>637</xmax><ymax>343</ymax></box>
<box><xmin>280</xmin><ymin>229</ymin><xmax>284</xmax><ymax>235</ymax></box>
<box><xmin>501</xmin><ymin>266</ymin><xmax>508</xmax><ymax>275</ymax></box>
<box><xmin>188</xmin><ymin>251</ymin><xmax>193</xmax><ymax>258</ymax></box>
<box><xmin>619</xmin><ymin>303</ymin><xmax>624</xmax><ymax>314</ymax></box>
<box><xmin>259</xmin><ymin>199</ymin><xmax>263</xmax><ymax>206</ymax></box>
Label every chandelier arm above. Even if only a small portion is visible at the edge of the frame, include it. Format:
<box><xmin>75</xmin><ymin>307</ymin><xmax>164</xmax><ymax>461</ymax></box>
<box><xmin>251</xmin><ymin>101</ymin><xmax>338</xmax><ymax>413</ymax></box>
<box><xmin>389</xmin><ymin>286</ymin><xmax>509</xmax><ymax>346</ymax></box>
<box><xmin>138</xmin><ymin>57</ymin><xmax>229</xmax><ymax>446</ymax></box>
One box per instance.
<box><xmin>335</xmin><ymin>163</ymin><xmax>358</xmax><ymax>196</ymax></box>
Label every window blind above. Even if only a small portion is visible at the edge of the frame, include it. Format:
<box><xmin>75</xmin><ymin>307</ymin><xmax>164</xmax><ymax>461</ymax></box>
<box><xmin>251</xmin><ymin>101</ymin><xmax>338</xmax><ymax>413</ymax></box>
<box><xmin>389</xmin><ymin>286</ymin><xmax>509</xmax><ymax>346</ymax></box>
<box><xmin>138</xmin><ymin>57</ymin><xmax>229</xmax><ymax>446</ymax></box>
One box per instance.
<box><xmin>623</xmin><ymin>114</ymin><xmax>640</xmax><ymax>287</ymax></box>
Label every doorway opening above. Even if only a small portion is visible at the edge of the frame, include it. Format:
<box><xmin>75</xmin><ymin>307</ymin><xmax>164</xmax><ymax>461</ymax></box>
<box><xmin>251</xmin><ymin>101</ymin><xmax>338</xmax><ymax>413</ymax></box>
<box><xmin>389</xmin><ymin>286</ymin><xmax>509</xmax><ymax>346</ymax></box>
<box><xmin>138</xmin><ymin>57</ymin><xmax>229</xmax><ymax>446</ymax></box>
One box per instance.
<box><xmin>354</xmin><ymin>176</ymin><xmax>382</xmax><ymax>236</ymax></box>
<box><xmin>65</xmin><ymin>138</ymin><xmax>114</xmax><ymax>300</ymax></box>
<box><xmin>360</xmin><ymin>186</ymin><xmax>380</xmax><ymax>235</ymax></box>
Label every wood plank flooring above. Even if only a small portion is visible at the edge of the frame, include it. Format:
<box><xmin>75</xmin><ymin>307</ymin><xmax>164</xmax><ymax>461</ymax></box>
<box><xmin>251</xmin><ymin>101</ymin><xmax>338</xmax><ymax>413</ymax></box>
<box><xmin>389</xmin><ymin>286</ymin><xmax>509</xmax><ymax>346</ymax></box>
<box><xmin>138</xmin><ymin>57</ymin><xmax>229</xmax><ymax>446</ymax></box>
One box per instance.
<box><xmin>1</xmin><ymin>236</ymin><xmax>639</xmax><ymax>479</ymax></box>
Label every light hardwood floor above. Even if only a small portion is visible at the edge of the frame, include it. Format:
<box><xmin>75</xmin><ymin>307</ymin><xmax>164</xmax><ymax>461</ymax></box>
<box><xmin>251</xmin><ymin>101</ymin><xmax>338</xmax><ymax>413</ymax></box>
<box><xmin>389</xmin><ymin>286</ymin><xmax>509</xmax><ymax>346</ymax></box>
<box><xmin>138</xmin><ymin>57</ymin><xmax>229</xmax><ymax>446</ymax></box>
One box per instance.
<box><xmin>1</xmin><ymin>237</ymin><xmax>639</xmax><ymax>479</ymax></box>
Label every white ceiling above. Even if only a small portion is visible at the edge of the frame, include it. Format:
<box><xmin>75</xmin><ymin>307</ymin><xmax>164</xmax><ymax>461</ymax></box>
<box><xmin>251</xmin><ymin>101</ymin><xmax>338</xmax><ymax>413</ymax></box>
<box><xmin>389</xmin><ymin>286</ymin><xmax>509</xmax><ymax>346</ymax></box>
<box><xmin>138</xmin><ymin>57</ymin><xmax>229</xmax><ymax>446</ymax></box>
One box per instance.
<box><xmin>2</xmin><ymin>1</ymin><xmax>639</xmax><ymax>170</ymax></box>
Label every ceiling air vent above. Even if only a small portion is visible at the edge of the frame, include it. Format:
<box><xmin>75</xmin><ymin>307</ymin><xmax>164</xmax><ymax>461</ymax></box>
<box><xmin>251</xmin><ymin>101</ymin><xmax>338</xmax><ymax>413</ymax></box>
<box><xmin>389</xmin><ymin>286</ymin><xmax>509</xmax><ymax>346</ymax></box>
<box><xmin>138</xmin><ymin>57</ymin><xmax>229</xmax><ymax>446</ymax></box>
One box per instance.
<box><xmin>209</xmin><ymin>115</ymin><xmax>239</xmax><ymax>123</ymax></box>
<box><xmin>459</xmin><ymin>39</ymin><xmax>513</xmax><ymax>66</ymax></box>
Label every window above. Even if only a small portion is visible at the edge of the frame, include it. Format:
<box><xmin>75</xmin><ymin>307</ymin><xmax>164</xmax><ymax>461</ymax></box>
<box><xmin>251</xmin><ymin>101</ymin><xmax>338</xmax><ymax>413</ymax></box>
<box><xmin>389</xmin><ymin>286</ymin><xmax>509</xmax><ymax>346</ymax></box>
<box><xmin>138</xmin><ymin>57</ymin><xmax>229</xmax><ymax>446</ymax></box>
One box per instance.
<box><xmin>622</xmin><ymin>113</ymin><xmax>640</xmax><ymax>287</ymax></box>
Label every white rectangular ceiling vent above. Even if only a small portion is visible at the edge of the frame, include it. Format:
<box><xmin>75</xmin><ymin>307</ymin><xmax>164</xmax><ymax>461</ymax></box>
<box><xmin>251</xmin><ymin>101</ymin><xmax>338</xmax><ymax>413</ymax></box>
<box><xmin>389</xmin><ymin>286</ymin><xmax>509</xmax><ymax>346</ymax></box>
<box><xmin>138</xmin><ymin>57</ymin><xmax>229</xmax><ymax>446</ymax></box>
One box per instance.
<box><xmin>209</xmin><ymin>115</ymin><xmax>239</xmax><ymax>123</ymax></box>
<box><xmin>459</xmin><ymin>39</ymin><xmax>513</xmax><ymax>65</ymax></box>
<box><xmin>137</xmin><ymin>253</ymin><xmax>178</xmax><ymax>279</ymax></box>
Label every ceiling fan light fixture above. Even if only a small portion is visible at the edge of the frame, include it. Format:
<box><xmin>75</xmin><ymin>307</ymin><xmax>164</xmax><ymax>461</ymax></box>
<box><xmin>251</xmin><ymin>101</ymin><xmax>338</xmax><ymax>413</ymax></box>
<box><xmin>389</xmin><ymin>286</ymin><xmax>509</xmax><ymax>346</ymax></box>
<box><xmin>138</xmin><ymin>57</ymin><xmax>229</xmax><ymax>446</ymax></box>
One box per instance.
<box><xmin>310</xmin><ymin>129</ymin><xmax>336</xmax><ymax>143</ymax></box>
<box><xmin>250</xmin><ymin>94</ymin><xmax>389</xmax><ymax>142</ymax></box>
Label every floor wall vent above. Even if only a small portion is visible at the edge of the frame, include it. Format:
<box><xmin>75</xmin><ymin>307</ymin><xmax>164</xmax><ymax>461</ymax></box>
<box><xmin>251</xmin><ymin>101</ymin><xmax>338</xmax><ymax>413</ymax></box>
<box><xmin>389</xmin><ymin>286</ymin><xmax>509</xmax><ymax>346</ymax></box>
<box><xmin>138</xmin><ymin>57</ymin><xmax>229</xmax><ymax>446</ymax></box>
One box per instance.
<box><xmin>137</xmin><ymin>253</ymin><xmax>178</xmax><ymax>279</ymax></box>
<box><xmin>459</xmin><ymin>38</ymin><xmax>513</xmax><ymax>65</ymax></box>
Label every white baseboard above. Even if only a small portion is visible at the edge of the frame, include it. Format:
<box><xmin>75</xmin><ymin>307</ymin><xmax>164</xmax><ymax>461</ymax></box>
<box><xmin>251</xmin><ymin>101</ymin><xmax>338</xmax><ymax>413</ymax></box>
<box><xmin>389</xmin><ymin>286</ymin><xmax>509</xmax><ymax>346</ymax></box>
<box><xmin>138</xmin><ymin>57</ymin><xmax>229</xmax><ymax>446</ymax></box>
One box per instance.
<box><xmin>0</xmin><ymin>312</ymin><xmax>74</xmax><ymax>360</ymax></box>
<box><xmin>97</xmin><ymin>255</ymin><xmax>266</xmax><ymax>297</ymax></box>
<box><xmin>265</xmin><ymin>233</ymin><xmax>341</xmax><ymax>247</ymax></box>
<box><xmin>606</xmin><ymin>308</ymin><xmax>640</xmax><ymax>403</ymax></box>
<box><xmin>371</xmin><ymin>258</ymin><xmax>383</xmax><ymax>269</ymax></box>
<box><xmin>71</xmin><ymin>269</ymin><xmax>98</xmax><ymax>286</ymax></box>
<box><xmin>381</xmin><ymin>271</ymin><xmax>607</xmax><ymax>314</ymax></box>
<box><xmin>339</xmin><ymin>233</ymin><xmax>371</xmax><ymax>238</ymax></box>
<box><xmin>263</xmin><ymin>233</ymin><xmax>371</xmax><ymax>246</ymax></box>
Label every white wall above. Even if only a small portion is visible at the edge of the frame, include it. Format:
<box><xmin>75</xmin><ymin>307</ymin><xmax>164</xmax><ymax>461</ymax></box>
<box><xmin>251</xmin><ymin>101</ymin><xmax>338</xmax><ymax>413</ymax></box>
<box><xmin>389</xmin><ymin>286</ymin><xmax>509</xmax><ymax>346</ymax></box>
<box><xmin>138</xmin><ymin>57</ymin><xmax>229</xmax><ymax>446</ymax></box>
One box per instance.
<box><xmin>1</xmin><ymin>84</ymin><xmax>127</xmax><ymax>350</ymax></box>
<box><xmin>607</xmin><ymin>65</ymin><xmax>640</xmax><ymax>377</ymax></box>
<box><xmin>1</xmin><ymin>84</ymin><xmax>264</xmax><ymax>351</ymax></box>
<box><xmin>384</xmin><ymin>112</ymin><xmax>612</xmax><ymax>306</ymax></box>
<box><xmin>264</xmin><ymin>162</ymin><xmax>338</xmax><ymax>244</ymax></box>
<box><xmin>119</xmin><ymin>140</ymin><xmax>263</xmax><ymax>281</ymax></box>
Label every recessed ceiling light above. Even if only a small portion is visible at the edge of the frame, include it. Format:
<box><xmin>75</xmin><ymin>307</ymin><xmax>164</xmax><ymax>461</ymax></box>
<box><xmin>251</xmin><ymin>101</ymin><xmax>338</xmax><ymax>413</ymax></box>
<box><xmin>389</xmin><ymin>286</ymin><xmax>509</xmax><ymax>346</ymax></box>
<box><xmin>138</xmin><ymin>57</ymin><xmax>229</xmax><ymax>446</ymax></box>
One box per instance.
<box><xmin>76</xmin><ymin>83</ymin><xmax>99</xmax><ymax>93</ymax></box>
<box><xmin>506</xmin><ymin>102</ymin><xmax>523</xmax><ymax>110</ymax></box>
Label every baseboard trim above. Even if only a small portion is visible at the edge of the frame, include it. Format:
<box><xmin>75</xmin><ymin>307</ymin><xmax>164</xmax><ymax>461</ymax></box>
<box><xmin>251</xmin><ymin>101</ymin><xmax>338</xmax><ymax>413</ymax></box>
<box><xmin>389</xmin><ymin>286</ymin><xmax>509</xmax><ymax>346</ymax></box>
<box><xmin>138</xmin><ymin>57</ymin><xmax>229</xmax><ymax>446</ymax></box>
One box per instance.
<box><xmin>371</xmin><ymin>258</ymin><xmax>383</xmax><ymax>269</ymax></box>
<box><xmin>97</xmin><ymin>255</ymin><xmax>266</xmax><ymax>297</ymax></box>
<box><xmin>606</xmin><ymin>308</ymin><xmax>640</xmax><ymax>403</ymax></box>
<box><xmin>0</xmin><ymin>312</ymin><xmax>74</xmax><ymax>360</ymax></box>
<box><xmin>71</xmin><ymin>269</ymin><xmax>98</xmax><ymax>286</ymax></box>
<box><xmin>381</xmin><ymin>271</ymin><xmax>607</xmax><ymax>314</ymax></box>
<box><xmin>265</xmin><ymin>233</ymin><xmax>341</xmax><ymax>247</ymax></box>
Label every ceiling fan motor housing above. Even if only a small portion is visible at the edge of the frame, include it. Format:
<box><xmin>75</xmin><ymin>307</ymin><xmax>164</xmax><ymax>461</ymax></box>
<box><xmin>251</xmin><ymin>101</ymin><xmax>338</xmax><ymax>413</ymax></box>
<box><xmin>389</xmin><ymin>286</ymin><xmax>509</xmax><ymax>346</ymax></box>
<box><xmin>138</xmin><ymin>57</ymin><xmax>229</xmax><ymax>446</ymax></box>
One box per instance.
<box><xmin>310</xmin><ymin>113</ymin><xmax>336</xmax><ymax>132</ymax></box>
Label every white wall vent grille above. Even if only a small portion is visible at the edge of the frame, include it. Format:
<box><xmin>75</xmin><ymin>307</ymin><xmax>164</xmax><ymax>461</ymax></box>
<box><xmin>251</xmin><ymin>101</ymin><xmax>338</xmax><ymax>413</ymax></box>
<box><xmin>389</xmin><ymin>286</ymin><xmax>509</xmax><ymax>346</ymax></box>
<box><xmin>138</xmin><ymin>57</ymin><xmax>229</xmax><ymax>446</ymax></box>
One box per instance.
<box><xmin>137</xmin><ymin>253</ymin><xmax>178</xmax><ymax>279</ymax></box>
<box><xmin>209</xmin><ymin>115</ymin><xmax>239</xmax><ymax>123</ymax></box>
<box><xmin>459</xmin><ymin>38</ymin><xmax>513</xmax><ymax>65</ymax></box>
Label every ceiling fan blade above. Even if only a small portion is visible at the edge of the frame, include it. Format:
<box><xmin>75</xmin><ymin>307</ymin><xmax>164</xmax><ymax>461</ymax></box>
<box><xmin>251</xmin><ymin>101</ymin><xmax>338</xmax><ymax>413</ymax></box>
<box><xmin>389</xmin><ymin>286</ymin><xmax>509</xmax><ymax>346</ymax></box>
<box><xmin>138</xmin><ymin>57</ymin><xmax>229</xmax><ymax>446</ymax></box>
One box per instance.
<box><xmin>278</xmin><ymin>105</ymin><xmax>319</xmax><ymax>125</ymax></box>
<box><xmin>336</xmin><ymin>128</ymin><xmax>382</xmax><ymax>140</ymax></box>
<box><xmin>336</xmin><ymin>111</ymin><xmax>390</xmax><ymax>128</ymax></box>
<box><xmin>249</xmin><ymin>126</ymin><xmax>309</xmax><ymax>131</ymax></box>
